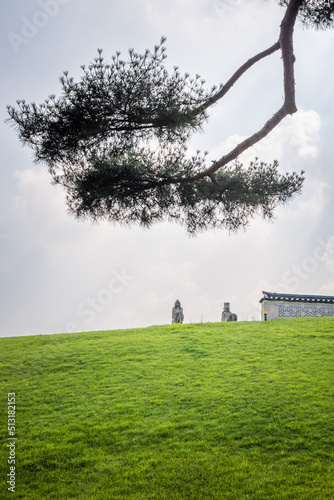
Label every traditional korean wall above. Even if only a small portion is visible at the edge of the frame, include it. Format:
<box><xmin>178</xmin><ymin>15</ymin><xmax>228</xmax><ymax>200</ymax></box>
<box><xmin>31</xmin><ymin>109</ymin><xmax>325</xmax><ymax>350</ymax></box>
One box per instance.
<box><xmin>261</xmin><ymin>300</ymin><xmax>334</xmax><ymax>320</ymax></box>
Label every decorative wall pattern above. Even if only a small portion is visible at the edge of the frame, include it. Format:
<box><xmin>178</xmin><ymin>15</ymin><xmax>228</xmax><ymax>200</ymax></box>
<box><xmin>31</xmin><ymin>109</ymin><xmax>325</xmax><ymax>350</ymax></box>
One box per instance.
<box><xmin>277</xmin><ymin>301</ymin><xmax>334</xmax><ymax>318</ymax></box>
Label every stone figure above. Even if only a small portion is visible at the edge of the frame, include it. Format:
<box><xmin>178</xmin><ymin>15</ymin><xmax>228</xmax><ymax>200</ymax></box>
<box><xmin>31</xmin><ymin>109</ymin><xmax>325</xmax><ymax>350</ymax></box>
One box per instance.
<box><xmin>221</xmin><ymin>302</ymin><xmax>238</xmax><ymax>322</ymax></box>
<box><xmin>172</xmin><ymin>299</ymin><xmax>184</xmax><ymax>324</ymax></box>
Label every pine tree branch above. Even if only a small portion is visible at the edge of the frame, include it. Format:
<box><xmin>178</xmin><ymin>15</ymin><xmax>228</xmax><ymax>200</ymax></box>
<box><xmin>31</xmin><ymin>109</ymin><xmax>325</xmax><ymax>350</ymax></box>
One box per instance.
<box><xmin>65</xmin><ymin>0</ymin><xmax>304</xmax><ymax>195</ymax></box>
<box><xmin>165</xmin><ymin>0</ymin><xmax>303</xmax><ymax>185</ymax></box>
<box><xmin>205</xmin><ymin>105</ymin><xmax>287</xmax><ymax>176</ymax></box>
<box><xmin>148</xmin><ymin>107</ymin><xmax>286</xmax><ymax>187</ymax></box>
<box><xmin>196</xmin><ymin>41</ymin><xmax>281</xmax><ymax>114</ymax></box>
<box><xmin>6</xmin><ymin>0</ymin><xmax>310</xmax><ymax>233</ymax></box>
<box><xmin>279</xmin><ymin>0</ymin><xmax>303</xmax><ymax>113</ymax></box>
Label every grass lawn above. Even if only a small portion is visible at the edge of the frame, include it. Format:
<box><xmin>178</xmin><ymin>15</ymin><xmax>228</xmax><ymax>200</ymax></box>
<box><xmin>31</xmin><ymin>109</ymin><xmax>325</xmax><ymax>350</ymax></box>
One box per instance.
<box><xmin>1</xmin><ymin>318</ymin><xmax>334</xmax><ymax>499</ymax></box>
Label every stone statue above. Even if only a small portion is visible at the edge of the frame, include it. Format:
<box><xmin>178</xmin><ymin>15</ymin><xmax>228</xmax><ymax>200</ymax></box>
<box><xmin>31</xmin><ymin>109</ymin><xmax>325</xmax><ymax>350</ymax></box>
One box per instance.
<box><xmin>221</xmin><ymin>302</ymin><xmax>238</xmax><ymax>322</ymax></box>
<box><xmin>172</xmin><ymin>299</ymin><xmax>184</xmax><ymax>324</ymax></box>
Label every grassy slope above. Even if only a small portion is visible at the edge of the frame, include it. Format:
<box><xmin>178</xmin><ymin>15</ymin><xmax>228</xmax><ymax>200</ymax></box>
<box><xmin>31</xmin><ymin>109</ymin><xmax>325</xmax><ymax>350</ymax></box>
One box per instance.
<box><xmin>1</xmin><ymin>318</ymin><xmax>334</xmax><ymax>499</ymax></box>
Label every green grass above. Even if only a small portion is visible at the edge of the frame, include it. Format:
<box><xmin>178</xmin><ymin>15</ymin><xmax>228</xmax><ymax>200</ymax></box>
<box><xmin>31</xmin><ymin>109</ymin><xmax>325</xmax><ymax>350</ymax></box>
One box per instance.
<box><xmin>1</xmin><ymin>318</ymin><xmax>334</xmax><ymax>499</ymax></box>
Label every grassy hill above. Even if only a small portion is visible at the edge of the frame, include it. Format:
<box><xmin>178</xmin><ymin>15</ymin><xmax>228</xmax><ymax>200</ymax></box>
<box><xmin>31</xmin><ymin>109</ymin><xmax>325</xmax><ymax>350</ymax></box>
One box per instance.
<box><xmin>1</xmin><ymin>318</ymin><xmax>334</xmax><ymax>499</ymax></box>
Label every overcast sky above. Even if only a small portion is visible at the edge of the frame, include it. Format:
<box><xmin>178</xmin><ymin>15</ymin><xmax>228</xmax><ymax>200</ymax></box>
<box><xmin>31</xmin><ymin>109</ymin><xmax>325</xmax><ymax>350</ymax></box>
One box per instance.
<box><xmin>1</xmin><ymin>0</ymin><xmax>334</xmax><ymax>337</ymax></box>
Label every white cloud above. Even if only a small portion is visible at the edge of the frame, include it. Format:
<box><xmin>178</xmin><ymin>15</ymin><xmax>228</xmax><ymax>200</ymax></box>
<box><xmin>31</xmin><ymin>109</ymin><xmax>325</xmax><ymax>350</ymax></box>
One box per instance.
<box><xmin>269</xmin><ymin>109</ymin><xmax>321</xmax><ymax>161</ymax></box>
<box><xmin>243</xmin><ymin>108</ymin><xmax>321</xmax><ymax>165</ymax></box>
<box><xmin>289</xmin><ymin>180</ymin><xmax>332</xmax><ymax>224</ymax></box>
<box><xmin>206</xmin><ymin>109</ymin><xmax>321</xmax><ymax>170</ymax></box>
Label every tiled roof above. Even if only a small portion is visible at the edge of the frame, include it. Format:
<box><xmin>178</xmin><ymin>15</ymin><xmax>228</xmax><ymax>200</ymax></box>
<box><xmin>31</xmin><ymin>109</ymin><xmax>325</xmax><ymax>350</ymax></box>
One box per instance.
<box><xmin>260</xmin><ymin>291</ymin><xmax>334</xmax><ymax>304</ymax></box>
